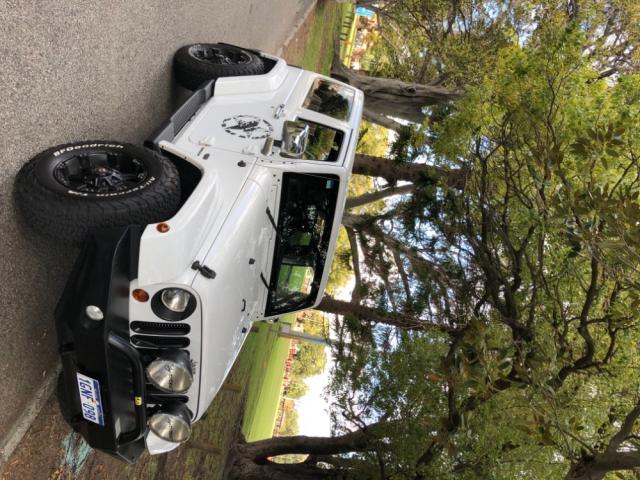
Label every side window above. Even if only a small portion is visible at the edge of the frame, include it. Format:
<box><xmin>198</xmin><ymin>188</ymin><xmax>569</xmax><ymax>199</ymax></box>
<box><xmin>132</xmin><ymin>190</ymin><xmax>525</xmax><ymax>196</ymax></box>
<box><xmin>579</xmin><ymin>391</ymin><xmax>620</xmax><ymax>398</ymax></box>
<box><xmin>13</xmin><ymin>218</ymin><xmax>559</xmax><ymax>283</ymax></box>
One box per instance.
<box><xmin>265</xmin><ymin>173</ymin><xmax>340</xmax><ymax>316</ymax></box>
<box><xmin>298</xmin><ymin>119</ymin><xmax>344</xmax><ymax>162</ymax></box>
<box><xmin>303</xmin><ymin>79</ymin><xmax>354</xmax><ymax>121</ymax></box>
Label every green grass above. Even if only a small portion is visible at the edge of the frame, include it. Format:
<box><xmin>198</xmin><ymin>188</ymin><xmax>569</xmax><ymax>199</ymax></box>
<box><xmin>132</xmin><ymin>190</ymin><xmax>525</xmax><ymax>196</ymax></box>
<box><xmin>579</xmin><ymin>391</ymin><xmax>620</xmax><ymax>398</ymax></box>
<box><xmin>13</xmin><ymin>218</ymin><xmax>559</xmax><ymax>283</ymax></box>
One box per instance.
<box><xmin>339</xmin><ymin>3</ymin><xmax>357</xmax><ymax>65</ymax></box>
<box><xmin>296</xmin><ymin>1</ymin><xmax>341</xmax><ymax>74</ymax></box>
<box><xmin>241</xmin><ymin>315</ymin><xmax>296</xmax><ymax>440</ymax></box>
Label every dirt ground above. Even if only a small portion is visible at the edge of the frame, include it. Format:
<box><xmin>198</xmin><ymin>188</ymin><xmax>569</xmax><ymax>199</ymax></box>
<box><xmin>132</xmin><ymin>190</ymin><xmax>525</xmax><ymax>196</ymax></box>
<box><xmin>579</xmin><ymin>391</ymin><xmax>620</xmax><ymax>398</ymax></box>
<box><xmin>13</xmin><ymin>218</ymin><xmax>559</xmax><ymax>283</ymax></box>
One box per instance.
<box><xmin>282</xmin><ymin>10</ymin><xmax>316</xmax><ymax>63</ymax></box>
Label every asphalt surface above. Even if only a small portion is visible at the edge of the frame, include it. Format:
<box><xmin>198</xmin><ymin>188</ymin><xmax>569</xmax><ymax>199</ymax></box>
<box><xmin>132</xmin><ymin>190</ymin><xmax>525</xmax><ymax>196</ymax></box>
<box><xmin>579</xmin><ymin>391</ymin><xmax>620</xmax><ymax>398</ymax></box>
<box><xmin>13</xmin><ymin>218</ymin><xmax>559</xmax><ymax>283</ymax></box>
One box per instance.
<box><xmin>0</xmin><ymin>0</ymin><xmax>312</xmax><ymax>449</ymax></box>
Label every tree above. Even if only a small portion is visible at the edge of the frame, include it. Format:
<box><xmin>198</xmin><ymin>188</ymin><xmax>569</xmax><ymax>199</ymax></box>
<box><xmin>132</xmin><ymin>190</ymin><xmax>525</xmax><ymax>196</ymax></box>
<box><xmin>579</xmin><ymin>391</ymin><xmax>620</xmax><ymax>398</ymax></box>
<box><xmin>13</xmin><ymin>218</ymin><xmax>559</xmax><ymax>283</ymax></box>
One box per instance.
<box><xmin>286</xmin><ymin>379</ymin><xmax>308</xmax><ymax>399</ymax></box>
<box><xmin>332</xmin><ymin>58</ymin><xmax>462</xmax><ymax>128</ymax></box>
<box><xmin>279</xmin><ymin>404</ymin><xmax>299</xmax><ymax>437</ymax></box>
<box><xmin>321</xmin><ymin>7</ymin><xmax>640</xmax><ymax>479</ymax></box>
<box><xmin>292</xmin><ymin>343</ymin><xmax>327</xmax><ymax>379</ymax></box>
<box><xmin>336</xmin><ymin>0</ymin><xmax>639</xmax><ymax>130</ymax></box>
<box><xmin>566</xmin><ymin>399</ymin><xmax>640</xmax><ymax>480</ymax></box>
<box><xmin>332</xmin><ymin>0</ymin><xmax>518</xmax><ymax>129</ymax></box>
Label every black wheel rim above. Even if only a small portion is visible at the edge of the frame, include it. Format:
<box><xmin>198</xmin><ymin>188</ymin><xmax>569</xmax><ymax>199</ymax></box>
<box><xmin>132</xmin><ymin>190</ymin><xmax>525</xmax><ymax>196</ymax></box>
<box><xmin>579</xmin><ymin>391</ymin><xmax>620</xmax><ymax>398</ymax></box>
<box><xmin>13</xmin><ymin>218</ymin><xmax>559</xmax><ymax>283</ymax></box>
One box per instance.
<box><xmin>53</xmin><ymin>150</ymin><xmax>149</xmax><ymax>194</ymax></box>
<box><xmin>189</xmin><ymin>45</ymin><xmax>251</xmax><ymax>65</ymax></box>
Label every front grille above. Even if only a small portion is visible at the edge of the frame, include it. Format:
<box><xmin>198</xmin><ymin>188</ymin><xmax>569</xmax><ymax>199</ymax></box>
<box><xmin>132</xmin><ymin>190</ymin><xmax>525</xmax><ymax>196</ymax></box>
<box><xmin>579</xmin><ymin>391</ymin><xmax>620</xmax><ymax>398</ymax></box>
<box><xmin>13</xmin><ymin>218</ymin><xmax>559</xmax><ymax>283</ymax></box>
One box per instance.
<box><xmin>131</xmin><ymin>321</ymin><xmax>191</xmax><ymax>336</ymax></box>
<box><xmin>131</xmin><ymin>335</ymin><xmax>190</xmax><ymax>349</ymax></box>
<box><xmin>146</xmin><ymin>386</ymin><xmax>189</xmax><ymax>404</ymax></box>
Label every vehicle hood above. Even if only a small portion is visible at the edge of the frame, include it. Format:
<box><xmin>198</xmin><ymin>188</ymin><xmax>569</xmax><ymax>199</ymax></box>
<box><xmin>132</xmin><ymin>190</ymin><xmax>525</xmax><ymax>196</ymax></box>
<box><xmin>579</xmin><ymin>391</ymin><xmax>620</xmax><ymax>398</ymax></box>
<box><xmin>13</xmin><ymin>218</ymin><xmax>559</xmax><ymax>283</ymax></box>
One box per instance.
<box><xmin>191</xmin><ymin>169</ymin><xmax>275</xmax><ymax>416</ymax></box>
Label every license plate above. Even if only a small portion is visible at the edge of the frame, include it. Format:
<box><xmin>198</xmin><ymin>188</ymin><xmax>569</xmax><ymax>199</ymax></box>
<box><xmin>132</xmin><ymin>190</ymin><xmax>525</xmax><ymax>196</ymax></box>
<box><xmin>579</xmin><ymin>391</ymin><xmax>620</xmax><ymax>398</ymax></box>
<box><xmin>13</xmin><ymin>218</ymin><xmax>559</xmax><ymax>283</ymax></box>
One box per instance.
<box><xmin>76</xmin><ymin>373</ymin><xmax>105</xmax><ymax>426</ymax></box>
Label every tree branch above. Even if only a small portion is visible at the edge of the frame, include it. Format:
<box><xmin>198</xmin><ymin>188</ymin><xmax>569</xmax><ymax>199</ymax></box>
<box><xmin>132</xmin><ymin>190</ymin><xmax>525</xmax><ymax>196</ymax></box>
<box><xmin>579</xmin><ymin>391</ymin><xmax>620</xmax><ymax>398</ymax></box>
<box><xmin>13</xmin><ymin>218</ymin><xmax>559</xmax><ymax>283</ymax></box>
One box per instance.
<box><xmin>345</xmin><ymin>184</ymin><xmax>415</xmax><ymax>210</ymax></box>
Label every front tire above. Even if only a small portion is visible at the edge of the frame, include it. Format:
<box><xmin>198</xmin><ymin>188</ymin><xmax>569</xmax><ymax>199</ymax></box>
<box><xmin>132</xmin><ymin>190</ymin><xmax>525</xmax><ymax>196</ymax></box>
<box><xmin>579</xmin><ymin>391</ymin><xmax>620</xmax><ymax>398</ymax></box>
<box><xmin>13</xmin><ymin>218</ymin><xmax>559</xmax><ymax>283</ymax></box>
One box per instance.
<box><xmin>173</xmin><ymin>43</ymin><xmax>265</xmax><ymax>90</ymax></box>
<box><xmin>15</xmin><ymin>141</ymin><xmax>181</xmax><ymax>245</ymax></box>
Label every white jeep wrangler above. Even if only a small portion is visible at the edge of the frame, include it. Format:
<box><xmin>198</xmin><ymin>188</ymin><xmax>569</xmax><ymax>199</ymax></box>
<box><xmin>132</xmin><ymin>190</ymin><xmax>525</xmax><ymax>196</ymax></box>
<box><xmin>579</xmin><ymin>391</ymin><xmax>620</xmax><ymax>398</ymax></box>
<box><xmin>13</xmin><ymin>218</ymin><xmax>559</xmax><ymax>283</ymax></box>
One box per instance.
<box><xmin>15</xmin><ymin>43</ymin><xmax>363</xmax><ymax>461</ymax></box>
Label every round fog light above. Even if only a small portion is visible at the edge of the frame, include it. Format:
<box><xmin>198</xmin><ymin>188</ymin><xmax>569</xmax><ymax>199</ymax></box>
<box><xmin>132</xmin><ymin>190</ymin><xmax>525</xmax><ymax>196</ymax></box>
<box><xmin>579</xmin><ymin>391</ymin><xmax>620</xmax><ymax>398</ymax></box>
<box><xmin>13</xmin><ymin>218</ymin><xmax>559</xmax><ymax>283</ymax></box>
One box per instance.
<box><xmin>85</xmin><ymin>305</ymin><xmax>104</xmax><ymax>321</ymax></box>
<box><xmin>146</xmin><ymin>349</ymin><xmax>193</xmax><ymax>393</ymax></box>
<box><xmin>161</xmin><ymin>288</ymin><xmax>191</xmax><ymax>313</ymax></box>
<box><xmin>148</xmin><ymin>403</ymin><xmax>192</xmax><ymax>443</ymax></box>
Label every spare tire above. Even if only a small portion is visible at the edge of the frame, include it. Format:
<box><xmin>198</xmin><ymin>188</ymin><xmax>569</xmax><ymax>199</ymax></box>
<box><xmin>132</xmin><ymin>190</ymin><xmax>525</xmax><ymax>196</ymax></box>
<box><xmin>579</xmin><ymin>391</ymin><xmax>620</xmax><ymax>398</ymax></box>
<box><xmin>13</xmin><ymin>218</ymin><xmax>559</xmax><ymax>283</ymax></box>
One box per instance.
<box><xmin>174</xmin><ymin>43</ymin><xmax>265</xmax><ymax>90</ymax></box>
<box><xmin>15</xmin><ymin>141</ymin><xmax>181</xmax><ymax>245</ymax></box>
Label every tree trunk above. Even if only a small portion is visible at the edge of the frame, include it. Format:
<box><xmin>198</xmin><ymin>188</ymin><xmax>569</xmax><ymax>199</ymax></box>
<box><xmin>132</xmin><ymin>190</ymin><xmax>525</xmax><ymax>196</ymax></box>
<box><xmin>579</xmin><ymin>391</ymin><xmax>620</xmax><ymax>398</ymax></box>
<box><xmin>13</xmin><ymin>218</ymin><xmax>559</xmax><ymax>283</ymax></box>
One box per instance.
<box><xmin>317</xmin><ymin>296</ymin><xmax>454</xmax><ymax>332</ymax></box>
<box><xmin>362</xmin><ymin>105</ymin><xmax>406</xmax><ymax>132</ymax></box>
<box><xmin>566</xmin><ymin>451</ymin><xmax>640</xmax><ymax>480</ymax></box>
<box><xmin>241</xmin><ymin>429</ymin><xmax>375</xmax><ymax>459</ymax></box>
<box><xmin>353</xmin><ymin>153</ymin><xmax>466</xmax><ymax>187</ymax></box>
<box><xmin>226</xmin><ymin>423</ymin><xmax>385</xmax><ymax>480</ymax></box>
<box><xmin>332</xmin><ymin>60</ymin><xmax>461</xmax><ymax>126</ymax></box>
<box><xmin>227</xmin><ymin>455</ymin><xmax>337</xmax><ymax>480</ymax></box>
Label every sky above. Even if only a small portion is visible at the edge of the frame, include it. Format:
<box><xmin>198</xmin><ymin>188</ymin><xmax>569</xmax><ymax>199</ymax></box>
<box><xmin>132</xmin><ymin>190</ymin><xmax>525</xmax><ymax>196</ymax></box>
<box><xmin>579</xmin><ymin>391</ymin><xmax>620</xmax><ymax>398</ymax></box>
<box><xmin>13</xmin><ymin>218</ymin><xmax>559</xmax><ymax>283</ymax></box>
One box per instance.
<box><xmin>295</xmin><ymin>345</ymin><xmax>334</xmax><ymax>437</ymax></box>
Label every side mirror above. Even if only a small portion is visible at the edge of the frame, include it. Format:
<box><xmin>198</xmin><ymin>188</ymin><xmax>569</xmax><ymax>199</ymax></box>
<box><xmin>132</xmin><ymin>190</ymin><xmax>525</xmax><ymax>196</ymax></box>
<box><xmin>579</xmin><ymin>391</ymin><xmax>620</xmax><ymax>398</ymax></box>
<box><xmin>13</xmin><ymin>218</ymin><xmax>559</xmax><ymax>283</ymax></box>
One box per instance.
<box><xmin>281</xmin><ymin>121</ymin><xmax>309</xmax><ymax>159</ymax></box>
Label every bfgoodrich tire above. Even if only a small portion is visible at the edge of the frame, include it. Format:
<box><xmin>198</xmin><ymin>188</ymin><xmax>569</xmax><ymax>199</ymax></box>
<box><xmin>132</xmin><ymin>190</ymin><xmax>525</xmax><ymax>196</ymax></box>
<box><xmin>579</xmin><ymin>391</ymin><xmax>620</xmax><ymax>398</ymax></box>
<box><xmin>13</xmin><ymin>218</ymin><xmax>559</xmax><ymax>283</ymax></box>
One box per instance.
<box><xmin>15</xmin><ymin>141</ymin><xmax>181</xmax><ymax>245</ymax></box>
<box><xmin>174</xmin><ymin>43</ymin><xmax>265</xmax><ymax>90</ymax></box>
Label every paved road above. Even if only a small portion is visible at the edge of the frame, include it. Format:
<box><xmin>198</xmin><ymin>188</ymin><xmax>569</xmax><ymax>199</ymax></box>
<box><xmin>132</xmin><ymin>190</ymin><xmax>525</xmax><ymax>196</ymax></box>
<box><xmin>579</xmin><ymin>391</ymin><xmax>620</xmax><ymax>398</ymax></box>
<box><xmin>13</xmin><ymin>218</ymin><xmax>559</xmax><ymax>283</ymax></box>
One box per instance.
<box><xmin>0</xmin><ymin>0</ymin><xmax>311</xmax><ymax>453</ymax></box>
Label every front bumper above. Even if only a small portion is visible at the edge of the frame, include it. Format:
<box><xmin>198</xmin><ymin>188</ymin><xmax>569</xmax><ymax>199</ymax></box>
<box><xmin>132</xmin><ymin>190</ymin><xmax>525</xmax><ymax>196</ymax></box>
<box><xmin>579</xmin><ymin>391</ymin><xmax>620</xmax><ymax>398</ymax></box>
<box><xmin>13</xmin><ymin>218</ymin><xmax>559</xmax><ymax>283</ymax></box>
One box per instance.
<box><xmin>55</xmin><ymin>226</ymin><xmax>147</xmax><ymax>462</ymax></box>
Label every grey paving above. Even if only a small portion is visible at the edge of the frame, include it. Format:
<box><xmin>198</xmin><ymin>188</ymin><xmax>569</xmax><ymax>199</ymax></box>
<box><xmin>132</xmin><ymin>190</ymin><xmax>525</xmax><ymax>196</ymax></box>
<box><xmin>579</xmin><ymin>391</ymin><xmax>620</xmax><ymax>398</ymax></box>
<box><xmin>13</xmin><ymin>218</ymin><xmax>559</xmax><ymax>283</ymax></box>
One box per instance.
<box><xmin>0</xmin><ymin>0</ymin><xmax>311</xmax><ymax>441</ymax></box>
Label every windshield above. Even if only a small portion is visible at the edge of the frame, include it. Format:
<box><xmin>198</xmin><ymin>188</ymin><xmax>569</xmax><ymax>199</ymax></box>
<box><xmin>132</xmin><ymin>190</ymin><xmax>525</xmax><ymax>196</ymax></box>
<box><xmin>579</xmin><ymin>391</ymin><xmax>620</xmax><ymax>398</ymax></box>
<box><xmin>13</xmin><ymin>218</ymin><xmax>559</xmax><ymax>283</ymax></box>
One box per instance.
<box><xmin>265</xmin><ymin>172</ymin><xmax>340</xmax><ymax>316</ymax></box>
<box><xmin>303</xmin><ymin>79</ymin><xmax>354</xmax><ymax>121</ymax></box>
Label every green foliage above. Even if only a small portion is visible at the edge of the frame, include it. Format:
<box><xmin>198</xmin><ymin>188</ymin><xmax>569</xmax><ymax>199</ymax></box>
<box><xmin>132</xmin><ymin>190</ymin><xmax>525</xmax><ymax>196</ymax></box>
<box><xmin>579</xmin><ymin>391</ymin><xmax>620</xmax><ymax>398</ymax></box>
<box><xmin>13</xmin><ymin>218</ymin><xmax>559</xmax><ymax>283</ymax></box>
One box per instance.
<box><xmin>279</xmin><ymin>404</ymin><xmax>299</xmax><ymax>437</ymax></box>
<box><xmin>325</xmin><ymin>7</ymin><xmax>640</xmax><ymax>480</ymax></box>
<box><xmin>286</xmin><ymin>379</ymin><xmax>309</xmax><ymax>399</ymax></box>
<box><xmin>292</xmin><ymin>342</ymin><xmax>327</xmax><ymax>378</ymax></box>
<box><xmin>357</xmin><ymin>120</ymin><xmax>390</xmax><ymax>158</ymax></box>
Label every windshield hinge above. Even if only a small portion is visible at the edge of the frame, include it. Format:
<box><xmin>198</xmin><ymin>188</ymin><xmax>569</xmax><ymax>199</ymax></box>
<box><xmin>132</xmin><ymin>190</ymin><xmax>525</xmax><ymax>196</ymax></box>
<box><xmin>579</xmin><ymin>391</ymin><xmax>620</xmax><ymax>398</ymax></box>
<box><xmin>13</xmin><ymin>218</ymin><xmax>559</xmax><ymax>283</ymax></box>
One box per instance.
<box><xmin>191</xmin><ymin>261</ymin><xmax>216</xmax><ymax>279</ymax></box>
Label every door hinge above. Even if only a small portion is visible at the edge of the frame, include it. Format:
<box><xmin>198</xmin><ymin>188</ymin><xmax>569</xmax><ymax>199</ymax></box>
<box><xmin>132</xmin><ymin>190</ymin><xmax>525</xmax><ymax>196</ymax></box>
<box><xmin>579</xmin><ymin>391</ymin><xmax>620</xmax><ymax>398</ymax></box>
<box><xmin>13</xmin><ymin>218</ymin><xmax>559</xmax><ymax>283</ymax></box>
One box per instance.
<box><xmin>191</xmin><ymin>261</ymin><xmax>216</xmax><ymax>279</ymax></box>
<box><xmin>274</xmin><ymin>104</ymin><xmax>285</xmax><ymax>119</ymax></box>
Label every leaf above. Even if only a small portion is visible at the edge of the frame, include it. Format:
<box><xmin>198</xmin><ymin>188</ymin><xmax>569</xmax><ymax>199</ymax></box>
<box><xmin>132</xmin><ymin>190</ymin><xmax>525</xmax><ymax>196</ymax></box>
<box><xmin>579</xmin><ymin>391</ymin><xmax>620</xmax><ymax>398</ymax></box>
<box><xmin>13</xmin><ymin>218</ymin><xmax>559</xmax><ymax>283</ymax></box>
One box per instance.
<box><xmin>464</xmin><ymin>379</ymin><xmax>481</xmax><ymax>390</ymax></box>
<box><xmin>613</xmin><ymin>126</ymin><xmax>626</xmax><ymax>136</ymax></box>
<box><xmin>498</xmin><ymin>360</ymin><xmax>512</xmax><ymax>371</ymax></box>
<box><xmin>571</xmin><ymin>142</ymin><xmax>588</xmax><ymax>157</ymax></box>
<box><xmin>527</xmin><ymin>162</ymin><xmax>542</xmax><ymax>184</ymax></box>
<box><xmin>513</xmin><ymin>423</ymin><xmax>535</xmax><ymax>435</ymax></box>
<box><xmin>540</xmin><ymin>429</ymin><xmax>556</xmax><ymax>446</ymax></box>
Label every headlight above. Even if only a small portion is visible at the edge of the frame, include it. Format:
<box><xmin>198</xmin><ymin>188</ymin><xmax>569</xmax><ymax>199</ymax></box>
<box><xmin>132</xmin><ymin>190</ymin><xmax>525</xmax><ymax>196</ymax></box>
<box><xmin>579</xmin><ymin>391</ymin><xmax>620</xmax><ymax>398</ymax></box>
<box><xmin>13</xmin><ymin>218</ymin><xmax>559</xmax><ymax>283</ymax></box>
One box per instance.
<box><xmin>161</xmin><ymin>289</ymin><xmax>191</xmax><ymax>313</ymax></box>
<box><xmin>148</xmin><ymin>402</ymin><xmax>192</xmax><ymax>443</ymax></box>
<box><xmin>151</xmin><ymin>288</ymin><xmax>197</xmax><ymax>321</ymax></box>
<box><xmin>146</xmin><ymin>349</ymin><xmax>193</xmax><ymax>393</ymax></box>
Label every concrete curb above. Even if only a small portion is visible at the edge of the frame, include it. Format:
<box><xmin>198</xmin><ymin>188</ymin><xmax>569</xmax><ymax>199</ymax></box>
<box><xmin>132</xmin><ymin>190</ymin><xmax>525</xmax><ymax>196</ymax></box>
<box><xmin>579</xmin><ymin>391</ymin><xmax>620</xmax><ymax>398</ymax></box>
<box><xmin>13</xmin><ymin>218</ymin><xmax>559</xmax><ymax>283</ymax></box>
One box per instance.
<box><xmin>0</xmin><ymin>362</ymin><xmax>61</xmax><ymax>476</ymax></box>
<box><xmin>276</xmin><ymin>0</ymin><xmax>319</xmax><ymax>57</ymax></box>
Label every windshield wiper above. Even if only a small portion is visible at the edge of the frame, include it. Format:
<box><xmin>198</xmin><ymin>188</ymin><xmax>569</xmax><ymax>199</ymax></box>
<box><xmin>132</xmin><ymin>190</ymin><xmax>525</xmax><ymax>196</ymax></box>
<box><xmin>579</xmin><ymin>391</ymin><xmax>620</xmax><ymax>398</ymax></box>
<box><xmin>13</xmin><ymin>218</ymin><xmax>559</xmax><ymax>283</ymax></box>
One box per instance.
<box><xmin>266</xmin><ymin>207</ymin><xmax>278</xmax><ymax>232</ymax></box>
<box><xmin>260</xmin><ymin>272</ymin><xmax>271</xmax><ymax>291</ymax></box>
